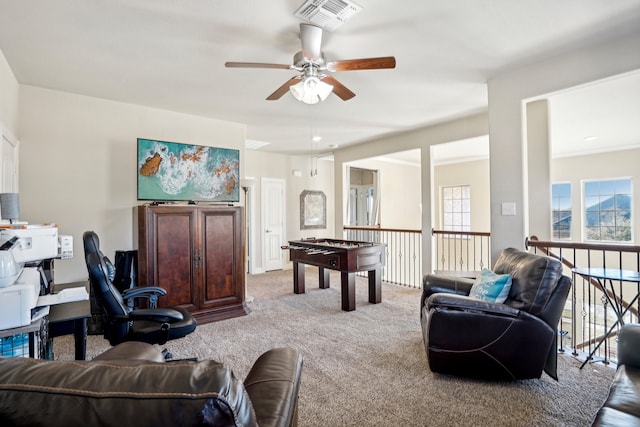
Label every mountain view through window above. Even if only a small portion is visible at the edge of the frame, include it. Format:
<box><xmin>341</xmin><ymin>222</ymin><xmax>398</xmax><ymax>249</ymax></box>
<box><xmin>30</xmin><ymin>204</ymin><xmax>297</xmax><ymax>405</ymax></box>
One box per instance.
<box><xmin>584</xmin><ymin>178</ymin><xmax>632</xmax><ymax>242</ymax></box>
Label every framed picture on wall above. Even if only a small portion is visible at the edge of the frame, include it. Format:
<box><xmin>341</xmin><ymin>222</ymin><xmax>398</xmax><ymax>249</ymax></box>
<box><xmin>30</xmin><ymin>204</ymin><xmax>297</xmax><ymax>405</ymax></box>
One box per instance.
<box><xmin>300</xmin><ymin>190</ymin><xmax>326</xmax><ymax>229</ymax></box>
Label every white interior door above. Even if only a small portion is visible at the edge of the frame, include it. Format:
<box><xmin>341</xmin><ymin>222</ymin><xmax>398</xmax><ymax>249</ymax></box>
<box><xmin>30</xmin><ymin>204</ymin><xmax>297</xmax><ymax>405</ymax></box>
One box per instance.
<box><xmin>261</xmin><ymin>177</ymin><xmax>285</xmax><ymax>271</ymax></box>
<box><xmin>1</xmin><ymin>129</ymin><xmax>19</xmax><ymax>192</ymax></box>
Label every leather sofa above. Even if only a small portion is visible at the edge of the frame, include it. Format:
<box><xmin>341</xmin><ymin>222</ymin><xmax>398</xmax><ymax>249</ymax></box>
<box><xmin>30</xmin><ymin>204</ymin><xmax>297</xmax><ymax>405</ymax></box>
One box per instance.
<box><xmin>591</xmin><ymin>323</ymin><xmax>640</xmax><ymax>426</ymax></box>
<box><xmin>421</xmin><ymin>248</ymin><xmax>571</xmax><ymax>380</ymax></box>
<box><xmin>0</xmin><ymin>341</ymin><xmax>303</xmax><ymax>427</ymax></box>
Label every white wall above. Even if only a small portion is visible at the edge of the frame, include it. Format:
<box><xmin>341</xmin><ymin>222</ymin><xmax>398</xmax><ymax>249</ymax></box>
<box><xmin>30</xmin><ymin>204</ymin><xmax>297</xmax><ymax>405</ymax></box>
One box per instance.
<box><xmin>488</xmin><ymin>28</ymin><xmax>640</xmax><ymax>262</ymax></box>
<box><xmin>17</xmin><ymin>85</ymin><xmax>246</xmax><ymax>284</ymax></box>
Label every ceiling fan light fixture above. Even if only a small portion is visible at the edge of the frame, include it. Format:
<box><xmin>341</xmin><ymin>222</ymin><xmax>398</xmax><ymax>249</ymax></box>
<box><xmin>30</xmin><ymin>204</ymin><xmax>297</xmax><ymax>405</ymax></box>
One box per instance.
<box><xmin>290</xmin><ymin>76</ymin><xmax>333</xmax><ymax>104</ymax></box>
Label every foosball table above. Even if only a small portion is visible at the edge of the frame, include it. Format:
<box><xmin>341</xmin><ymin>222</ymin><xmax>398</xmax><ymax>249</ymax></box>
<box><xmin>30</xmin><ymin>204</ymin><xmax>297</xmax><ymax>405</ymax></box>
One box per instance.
<box><xmin>286</xmin><ymin>238</ymin><xmax>386</xmax><ymax>311</ymax></box>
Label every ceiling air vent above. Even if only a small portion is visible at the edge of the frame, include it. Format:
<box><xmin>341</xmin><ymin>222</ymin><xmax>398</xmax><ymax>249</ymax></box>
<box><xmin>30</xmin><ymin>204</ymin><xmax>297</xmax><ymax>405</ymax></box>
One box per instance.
<box><xmin>294</xmin><ymin>0</ymin><xmax>362</xmax><ymax>31</ymax></box>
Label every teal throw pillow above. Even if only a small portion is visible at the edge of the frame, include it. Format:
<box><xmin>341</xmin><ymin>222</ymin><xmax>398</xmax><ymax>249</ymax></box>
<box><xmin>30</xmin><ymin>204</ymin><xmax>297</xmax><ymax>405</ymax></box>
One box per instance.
<box><xmin>469</xmin><ymin>269</ymin><xmax>512</xmax><ymax>303</ymax></box>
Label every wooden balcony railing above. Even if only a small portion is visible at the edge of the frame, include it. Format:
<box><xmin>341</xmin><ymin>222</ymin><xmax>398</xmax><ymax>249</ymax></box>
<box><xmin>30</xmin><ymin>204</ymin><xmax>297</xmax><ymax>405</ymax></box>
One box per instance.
<box><xmin>432</xmin><ymin>229</ymin><xmax>491</xmax><ymax>276</ymax></box>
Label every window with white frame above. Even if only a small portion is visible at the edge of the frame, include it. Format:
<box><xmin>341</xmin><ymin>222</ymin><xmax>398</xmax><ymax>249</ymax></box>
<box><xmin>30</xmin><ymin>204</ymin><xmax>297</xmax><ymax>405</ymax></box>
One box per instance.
<box><xmin>442</xmin><ymin>185</ymin><xmax>471</xmax><ymax>232</ymax></box>
<box><xmin>583</xmin><ymin>178</ymin><xmax>633</xmax><ymax>242</ymax></box>
<box><xmin>552</xmin><ymin>183</ymin><xmax>572</xmax><ymax>240</ymax></box>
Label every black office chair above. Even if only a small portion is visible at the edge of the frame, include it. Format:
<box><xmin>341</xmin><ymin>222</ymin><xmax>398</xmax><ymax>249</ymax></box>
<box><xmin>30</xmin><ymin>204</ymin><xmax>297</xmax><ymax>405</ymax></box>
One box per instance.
<box><xmin>83</xmin><ymin>231</ymin><xmax>164</xmax><ymax>309</ymax></box>
<box><xmin>83</xmin><ymin>231</ymin><xmax>197</xmax><ymax>346</ymax></box>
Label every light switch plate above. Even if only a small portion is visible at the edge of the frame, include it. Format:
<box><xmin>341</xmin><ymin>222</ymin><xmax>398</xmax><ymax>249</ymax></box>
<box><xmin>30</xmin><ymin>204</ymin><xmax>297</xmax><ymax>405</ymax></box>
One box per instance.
<box><xmin>501</xmin><ymin>202</ymin><xmax>516</xmax><ymax>216</ymax></box>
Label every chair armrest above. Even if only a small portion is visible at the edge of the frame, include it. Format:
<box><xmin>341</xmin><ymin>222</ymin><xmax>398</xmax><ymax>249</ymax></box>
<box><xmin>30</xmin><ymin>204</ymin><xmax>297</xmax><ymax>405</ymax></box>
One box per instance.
<box><xmin>423</xmin><ymin>274</ymin><xmax>474</xmax><ymax>296</ymax></box>
<box><xmin>427</xmin><ymin>293</ymin><xmax>521</xmax><ymax>318</ymax></box>
<box><xmin>122</xmin><ymin>286</ymin><xmax>167</xmax><ymax>299</ymax></box>
<box><xmin>122</xmin><ymin>286</ymin><xmax>167</xmax><ymax>308</ymax></box>
<box><xmin>421</xmin><ymin>274</ymin><xmax>474</xmax><ymax>318</ymax></box>
<box><xmin>244</xmin><ymin>347</ymin><xmax>303</xmax><ymax>427</ymax></box>
<box><xmin>618</xmin><ymin>324</ymin><xmax>640</xmax><ymax>368</ymax></box>
<box><xmin>128</xmin><ymin>308</ymin><xmax>184</xmax><ymax>322</ymax></box>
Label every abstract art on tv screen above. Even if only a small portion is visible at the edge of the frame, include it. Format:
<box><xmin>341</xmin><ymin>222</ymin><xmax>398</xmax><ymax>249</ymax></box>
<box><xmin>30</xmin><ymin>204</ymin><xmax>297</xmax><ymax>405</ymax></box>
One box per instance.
<box><xmin>137</xmin><ymin>138</ymin><xmax>240</xmax><ymax>203</ymax></box>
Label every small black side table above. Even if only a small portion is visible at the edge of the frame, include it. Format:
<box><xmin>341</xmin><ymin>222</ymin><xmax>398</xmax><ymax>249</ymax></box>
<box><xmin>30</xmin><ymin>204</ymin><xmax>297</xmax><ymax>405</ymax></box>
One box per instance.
<box><xmin>573</xmin><ymin>267</ymin><xmax>640</xmax><ymax>369</ymax></box>
<box><xmin>47</xmin><ymin>281</ymin><xmax>91</xmax><ymax>360</ymax></box>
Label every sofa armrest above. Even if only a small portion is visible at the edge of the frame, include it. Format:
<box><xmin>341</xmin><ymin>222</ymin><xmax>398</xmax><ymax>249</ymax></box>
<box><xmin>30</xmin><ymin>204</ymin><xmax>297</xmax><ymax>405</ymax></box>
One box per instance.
<box><xmin>92</xmin><ymin>341</ymin><xmax>165</xmax><ymax>362</ymax></box>
<box><xmin>427</xmin><ymin>293</ymin><xmax>521</xmax><ymax>318</ymax></box>
<box><xmin>618</xmin><ymin>324</ymin><xmax>640</xmax><ymax>368</ymax></box>
<box><xmin>423</xmin><ymin>274</ymin><xmax>474</xmax><ymax>296</ymax></box>
<box><xmin>421</xmin><ymin>274</ymin><xmax>474</xmax><ymax>317</ymax></box>
<box><xmin>244</xmin><ymin>347</ymin><xmax>303</xmax><ymax>427</ymax></box>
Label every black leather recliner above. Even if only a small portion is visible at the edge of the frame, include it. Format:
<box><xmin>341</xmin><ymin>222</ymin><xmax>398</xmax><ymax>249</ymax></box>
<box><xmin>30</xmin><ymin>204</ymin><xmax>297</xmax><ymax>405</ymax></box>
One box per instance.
<box><xmin>83</xmin><ymin>231</ymin><xmax>197</xmax><ymax>346</ymax></box>
<box><xmin>591</xmin><ymin>323</ymin><xmax>640</xmax><ymax>426</ymax></box>
<box><xmin>0</xmin><ymin>342</ymin><xmax>303</xmax><ymax>427</ymax></box>
<box><xmin>421</xmin><ymin>248</ymin><xmax>571</xmax><ymax>380</ymax></box>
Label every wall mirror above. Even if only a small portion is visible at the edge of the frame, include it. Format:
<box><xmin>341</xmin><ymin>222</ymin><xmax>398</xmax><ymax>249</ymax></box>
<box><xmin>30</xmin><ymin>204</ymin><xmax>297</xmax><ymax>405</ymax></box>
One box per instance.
<box><xmin>300</xmin><ymin>190</ymin><xmax>326</xmax><ymax>229</ymax></box>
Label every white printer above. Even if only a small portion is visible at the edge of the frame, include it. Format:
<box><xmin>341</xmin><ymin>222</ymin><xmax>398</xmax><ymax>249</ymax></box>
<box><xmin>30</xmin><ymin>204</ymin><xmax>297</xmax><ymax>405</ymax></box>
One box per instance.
<box><xmin>0</xmin><ymin>267</ymin><xmax>44</xmax><ymax>329</ymax></box>
<box><xmin>1</xmin><ymin>226</ymin><xmax>59</xmax><ymax>264</ymax></box>
<box><xmin>0</xmin><ymin>227</ymin><xmax>86</xmax><ymax>330</ymax></box>
<box><xmin>0</xmin><ymin>229</ymin><xmax>57</xmax><ymax>330</ymax></box>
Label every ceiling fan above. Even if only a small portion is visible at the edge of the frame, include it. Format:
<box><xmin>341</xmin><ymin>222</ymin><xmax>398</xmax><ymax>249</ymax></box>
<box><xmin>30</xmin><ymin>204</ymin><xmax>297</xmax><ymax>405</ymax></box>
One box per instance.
<box><xmin>225</xmin><ymin>23</ymin><xmax>396</xmax><ymax>104</ymax></box>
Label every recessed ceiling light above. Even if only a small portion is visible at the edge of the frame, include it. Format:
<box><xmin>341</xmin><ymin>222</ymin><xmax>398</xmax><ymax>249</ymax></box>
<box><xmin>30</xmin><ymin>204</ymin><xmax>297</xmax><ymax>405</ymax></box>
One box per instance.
<box><xmin>584</xmin><ymin>136</ymin><xmax>597</xmax><ymax>141</ymax></box>
<box><xmin>245</xmin><ymin>139</ymin><xmax>271</xmax><ymax>149</ymax></box>
<box><xmin>312</xmin><ymin>136</ymin><xmax>322</xmax><ymax>142</ymax></box>
<box><xmin>328</xmin><ymin>144</ymin><xmax>338</xmax><ymax>149</ymax></box>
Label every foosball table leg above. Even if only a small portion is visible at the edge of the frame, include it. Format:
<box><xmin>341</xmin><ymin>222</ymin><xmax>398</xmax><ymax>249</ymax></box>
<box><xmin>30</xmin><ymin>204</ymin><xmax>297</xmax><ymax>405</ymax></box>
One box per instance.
<box><xmin>341</xmin><ymin>272</ymin><xmax>356</xmax><ymax>311</ymax></box>
<box><xmin>368</xmin><ymin>268</ymin><xmax>382</xmax><ymax>304</ymax></box>
<box><xmin>293</xmin><ymin>262</ymin><xmax>305</xmax><ymax>294</ymax></box>
<box><xmin>319</xmin><ymin>267</ymin><xmax>330</xmax><ymax>289</ymax></box>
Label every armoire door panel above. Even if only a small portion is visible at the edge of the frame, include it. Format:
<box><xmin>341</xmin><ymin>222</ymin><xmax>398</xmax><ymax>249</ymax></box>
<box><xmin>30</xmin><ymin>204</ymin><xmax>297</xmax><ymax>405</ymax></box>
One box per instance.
<box><xmin>155</xmin><ymin>213</ymin><xmax>196</xmax><ymax>308</ymax></box>
<box><xmin>201</xmin><ymin>208</ymin><xmax>243</xmax><ymax>307</ymax></box>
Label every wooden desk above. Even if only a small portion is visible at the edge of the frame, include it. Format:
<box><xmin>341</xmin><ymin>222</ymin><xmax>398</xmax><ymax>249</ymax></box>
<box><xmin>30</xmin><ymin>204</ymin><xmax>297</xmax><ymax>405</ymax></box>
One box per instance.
<box><xmin>47</xmin><ymin>281</ymin><xmax>91</xmax><ymax>360</ymax></box>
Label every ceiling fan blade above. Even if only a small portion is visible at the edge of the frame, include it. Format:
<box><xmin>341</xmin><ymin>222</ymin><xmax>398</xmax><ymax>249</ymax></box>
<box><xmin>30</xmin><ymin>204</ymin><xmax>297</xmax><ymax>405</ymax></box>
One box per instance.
<box><xmin>300</xmin><ymin>23</ymin><xmax>323</xmax><ymax>61</ymax></box>
<box><xmin>266</xmin><ymin>77</ymin><xmax>302</xmax><ymax>100</ymax></box>
<box><xmin>322</xmin><ymin>76</ymin><xmax>355</xmax><ymax>101</ymax></box>
<box><xmin>328</xmin><ymin>56</ymin><xmax>396</xmax><ymax>72</ymax></box>
<box><xmin>225</xmin><ymin>61</ymin><xmax>291</xmax><ymax>70</ymax></box>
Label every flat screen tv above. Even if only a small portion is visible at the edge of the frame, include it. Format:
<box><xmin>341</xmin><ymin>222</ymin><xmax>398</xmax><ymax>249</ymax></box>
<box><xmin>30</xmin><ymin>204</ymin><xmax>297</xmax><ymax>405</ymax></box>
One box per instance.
<box><xmin>137</xmin><ymin>138</ymin><xmax>240</xmax><ymax>203</ymax></box>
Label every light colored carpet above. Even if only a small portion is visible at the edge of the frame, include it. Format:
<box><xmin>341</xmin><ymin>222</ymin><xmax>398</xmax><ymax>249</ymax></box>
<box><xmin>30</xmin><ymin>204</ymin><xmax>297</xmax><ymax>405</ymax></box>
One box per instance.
<box><xmin>54</xmin><ymin>269</ymin><xmax>614</xmax><ymax>426</ymax></box>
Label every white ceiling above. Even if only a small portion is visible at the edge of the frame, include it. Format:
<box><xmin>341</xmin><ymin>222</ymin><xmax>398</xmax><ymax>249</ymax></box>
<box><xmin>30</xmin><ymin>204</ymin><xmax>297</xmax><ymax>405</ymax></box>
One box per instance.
<box><xmin>0</xmin><ymin>0</ymin><xmax>639</xmax><ymax>158</ymax></box>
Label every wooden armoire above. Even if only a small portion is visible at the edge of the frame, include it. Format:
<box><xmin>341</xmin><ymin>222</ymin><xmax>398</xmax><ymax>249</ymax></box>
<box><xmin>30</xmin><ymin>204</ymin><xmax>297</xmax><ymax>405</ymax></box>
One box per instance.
<box><xmin>134</xmin><ymin>204</ymin><xmax>249</xmax><ymax>324</ymax></box>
